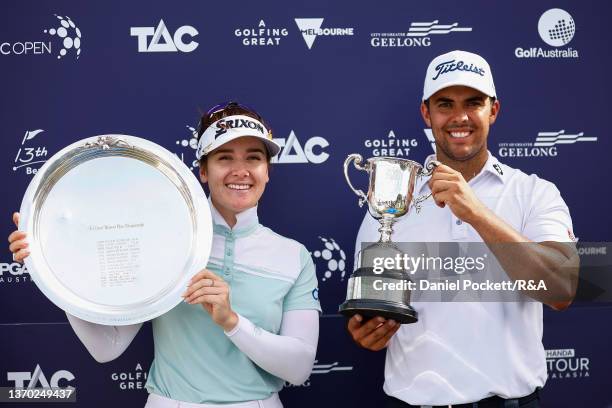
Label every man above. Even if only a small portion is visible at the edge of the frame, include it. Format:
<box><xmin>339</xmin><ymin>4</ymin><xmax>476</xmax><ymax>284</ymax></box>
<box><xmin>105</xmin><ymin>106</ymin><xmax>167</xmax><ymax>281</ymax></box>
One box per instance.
<box><xmin>347</xmin><ymin>50</ymin><xmax>579</xmax><ymax>407</ymax></box>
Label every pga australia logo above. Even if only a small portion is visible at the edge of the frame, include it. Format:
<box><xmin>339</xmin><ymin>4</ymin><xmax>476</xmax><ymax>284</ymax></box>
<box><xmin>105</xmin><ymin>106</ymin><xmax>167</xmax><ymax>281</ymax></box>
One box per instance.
<box><xmin>175</xmin><ymin>127</ymin><xmax>330</xmax><ymax>166</ymax></box>
<box><xmin>515</xmin><ymin>8</ymin><xmax>578</xmax><ymax>59</ymax></box>
<box><xmin>546</xmin><ymin>348</ymin><xmax>590</xmax><ymax>379</ymax></box>
<box><xmin>111</xmin><ymin>363</ymin><xmax>148</xmax><ymax>390</ymax></box>
<box><xmin>0</xmin><ymin>261</ymin><xmax>31</xmax><ymax>284</ymax></box>
<box><xmin>13</xmin><ymin>129</ymin><xmax>49</xmax><ymax>176</ymax></box>
<box><xmin>371</xmin><ymin>20</ymin><xmax>472</xmax><ymax>48</ymax></box>
<box><xmin>365</xmin><ymin>130</ymin><xmax>418</xmax><ymax>157</ymax></box>
<box><xmin>497</xmin><ymin>129</ymin><xmax>596</xmax><ymax>158</ymax></box>
<box><xmin>7</xmin><ymin>364</ymin><xmax>75</xmax><ymax>388</ymax></box>
<box><xmin>294</xmin><ymin>18</ymin><xmax>354</xmax><ymax>49</ymax></box>
<box><xmin>235</xmin><ymin>20</ymin><xmax>289</xmax><ymax>46</ymax></box>
<box><xmin>1</xmin><ymin>14</ymin><xmax>82</xmax><ymax>60</ymax></box>
<box><xmin>131</xmin><ymin>19</ymin><xmax>199</xmax><ymax>53</ymax></box>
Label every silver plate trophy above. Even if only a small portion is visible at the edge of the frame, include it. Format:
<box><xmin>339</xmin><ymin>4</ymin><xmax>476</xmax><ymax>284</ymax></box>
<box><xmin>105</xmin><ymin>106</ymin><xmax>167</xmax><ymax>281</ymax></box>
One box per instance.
<box><xmin>339</xmin><ymin>154</ymin><xmax>436</xmax><ymax>324</ymax></box>
<box><xmin>19</xmin><ymin>135</ymin><xmax>212</xmax><ymax>325</ymax></box>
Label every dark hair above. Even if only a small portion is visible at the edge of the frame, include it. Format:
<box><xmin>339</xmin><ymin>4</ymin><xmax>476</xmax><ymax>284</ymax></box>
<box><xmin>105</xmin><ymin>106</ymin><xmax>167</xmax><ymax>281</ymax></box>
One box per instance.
<box><xmin>196</xmin><ymin>102</ymin><xmax>273</xmax><ymax>167</ymax></box>
<box><xmin>423</xmin><ymin>96</ymin><xmax>497</xmax><ymax>110</ymax></box>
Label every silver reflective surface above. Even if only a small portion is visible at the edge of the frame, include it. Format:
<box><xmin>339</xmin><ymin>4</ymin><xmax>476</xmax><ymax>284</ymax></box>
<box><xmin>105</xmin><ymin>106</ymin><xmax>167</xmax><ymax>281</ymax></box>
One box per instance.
<box><xmin>20</xmin><ymin>135</ymin><xmax>212</xmax><ymax>325</ymax></box>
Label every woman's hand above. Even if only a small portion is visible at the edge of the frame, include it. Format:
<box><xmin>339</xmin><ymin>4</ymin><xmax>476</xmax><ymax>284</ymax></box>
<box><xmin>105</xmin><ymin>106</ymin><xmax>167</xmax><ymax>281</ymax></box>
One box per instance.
<box><xmin>182</xmin><ymin>269</ymin><xmax>238</xmax><ymax>332</ymax></box>
<box><xmin>8</xmin><ymin>212</ymin><xmax>29</xmax><ymax>263</ymax></box>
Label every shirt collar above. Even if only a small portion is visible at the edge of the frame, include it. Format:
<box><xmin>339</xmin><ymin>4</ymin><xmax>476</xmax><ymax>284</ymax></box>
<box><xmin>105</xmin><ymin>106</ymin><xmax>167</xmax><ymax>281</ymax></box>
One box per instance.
<box><xmin>209</xmin><ymin>197</ymin><xmax>259</xmax><ymax>236</ymax></box>
<box><xmin>418</xmin><ymin>151</ymin><xmax>505</xmax><ymax>193</ymax></box>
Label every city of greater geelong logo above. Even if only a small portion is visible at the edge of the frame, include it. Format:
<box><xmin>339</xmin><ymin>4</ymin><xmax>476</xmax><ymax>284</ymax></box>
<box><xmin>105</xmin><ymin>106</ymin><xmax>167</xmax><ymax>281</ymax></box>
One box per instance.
<box><xmin>284</xmin><ymin>360</ymin><xmax>353</xmax><ymax>388</ymax></box>
<box><xmin>131</xmin><ymin>20</ymin><xmax>198</xmax><ymax>53</ymax></box>
<box><xmin>7</xmin><ymin>365</ymin><xmax>75</xmax><ymax>388</ymax></box>
<box><xmin>175</xmin><ymin>127</ymin><xmax>330</xmax><ymax>166</ymax></box>
<box><xmin>235</xmin><ymin>19</ymin><xmax>288</xmax><ymax>46</ymax></box>
<box><xmin>371</xmin><ymin>20</ymin><xmax>471</xmax><ymax>48</ymax></box>
<box><xmin>13</xmin><ymin>129</ymin><xmax>50</xmax><ymax>176</ymax></box>
<box><xmin>498</xmin><ymin>129</ymin><xmax>596</xmax><ymax>158</ymax></box>
<box><xmin>365</xmin><ymin>130</ymin><xmax>419</xmax><ymax>157</ymax></box>
<box><xmin>1</xmin><ymin>14</ymin><xmax>82</xmax><ymax>60</ymax></box>
<box><xmin>294</xmin><ymin>18</ymin><xmax>354</xmax><ymax>49</ymax></box>
<box><xmin>546</xmin><ymin>348</ymin><xmax>590</xmax><ymax>379</ymax></box>
<box><xmin>515</xmin><ymin>8</ymin><xmax>578</xmax><ymax>59</ymax></box>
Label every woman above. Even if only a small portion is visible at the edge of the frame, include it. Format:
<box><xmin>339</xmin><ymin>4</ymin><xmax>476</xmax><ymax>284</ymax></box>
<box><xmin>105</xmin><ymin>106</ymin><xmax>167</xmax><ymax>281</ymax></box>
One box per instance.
<box><xmin>8</xmin><ymin>101</ymin><xmax>321</xmax><ymax>408</ymax></box>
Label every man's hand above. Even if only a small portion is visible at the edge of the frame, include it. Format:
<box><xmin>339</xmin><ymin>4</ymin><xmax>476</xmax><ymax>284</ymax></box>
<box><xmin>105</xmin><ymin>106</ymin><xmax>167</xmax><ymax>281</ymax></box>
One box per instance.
<box><xmin>347</xmin><ymin>314</ymin><xmax>400</xmax><ymax>351</ymax></box>
<box><xmin>183</xmin><ymin>269</ymin><xmax>238</xmax><ymax>332</ymax></box>
<box><xmin>428</xmin><ymin>164</ymin><xmax>489</xmax><ymax>224</ymax></box>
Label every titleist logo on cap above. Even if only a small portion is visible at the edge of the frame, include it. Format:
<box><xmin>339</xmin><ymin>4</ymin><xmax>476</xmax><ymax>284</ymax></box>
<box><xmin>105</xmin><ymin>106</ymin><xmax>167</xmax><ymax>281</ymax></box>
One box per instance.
<box><xmin>214</xmin><ymin>118</ymin><xmax>264</xmax><ymax>138</ymax></box>
<box><xmin>432</xmin><ymin>59</ymin><xmax>485</xmax><ymax>81</ymax></box>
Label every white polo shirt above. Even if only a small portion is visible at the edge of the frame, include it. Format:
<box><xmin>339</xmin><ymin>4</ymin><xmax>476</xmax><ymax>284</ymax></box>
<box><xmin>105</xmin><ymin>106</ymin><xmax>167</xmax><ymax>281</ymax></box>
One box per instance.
<box><xmin>354</xmin><ymin>152</ymin><xmax>574</xmax><ymax>405</ymax></box>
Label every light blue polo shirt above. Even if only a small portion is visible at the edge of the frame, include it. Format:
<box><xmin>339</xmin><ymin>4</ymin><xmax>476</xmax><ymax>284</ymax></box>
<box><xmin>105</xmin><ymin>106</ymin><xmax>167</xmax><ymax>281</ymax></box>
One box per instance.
<box><xmin>145</xmin><ymin>203</ymin><xmax>321</xmax><ymax>404</ymax></box>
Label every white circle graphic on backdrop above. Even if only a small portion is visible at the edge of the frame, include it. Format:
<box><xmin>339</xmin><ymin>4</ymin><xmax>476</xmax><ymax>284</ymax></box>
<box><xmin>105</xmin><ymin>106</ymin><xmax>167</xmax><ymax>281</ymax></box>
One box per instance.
<box><xmin>538</xmin><ymin>8</ymin><xmax>575</xmax><ymax>47</ymax></box>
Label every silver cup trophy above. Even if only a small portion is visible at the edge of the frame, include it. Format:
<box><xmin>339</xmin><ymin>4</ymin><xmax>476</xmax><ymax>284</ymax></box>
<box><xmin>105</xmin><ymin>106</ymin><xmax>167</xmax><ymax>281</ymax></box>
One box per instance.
<box><xmin>339</xmin><ymin>154</ymin><xmax>436</xmax><ymax>324</ymax></box>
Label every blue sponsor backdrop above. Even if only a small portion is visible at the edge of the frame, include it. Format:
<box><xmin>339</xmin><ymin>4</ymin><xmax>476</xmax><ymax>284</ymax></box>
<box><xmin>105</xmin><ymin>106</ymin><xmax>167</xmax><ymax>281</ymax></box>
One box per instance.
<box><xmin>1</xmin><ymin>0</ymin><xmax>610</xmax><ymax>407</ymax></box>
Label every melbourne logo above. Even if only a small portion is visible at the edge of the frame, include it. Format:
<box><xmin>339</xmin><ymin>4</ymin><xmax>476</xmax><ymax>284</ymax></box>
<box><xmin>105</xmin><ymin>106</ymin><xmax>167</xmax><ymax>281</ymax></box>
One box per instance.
<box><xmin>365</xmin><ymin>130</ymin><xmax>418</xmax><ymax>157</ymax></box>
<box><xmin>111</xmin><ymin>363</ymin><xmax>148</xmax><ymax>390</ymax></box>
<box><xmin>235</xmin><ymin>19</ymin><xmax>288</xmax><ymax>46</ymax></box>
<box><xmin>423</xmin><ymin>129</ymin><xmax>437</xmax><ymax>153</ymax></box>
<box><xmin>131</xmin><ymin>20</ymin><xmax>198</xmax><ymax>53</ymax></box>
<box><xmin>271</xmin><ymin>131</ymin><xmax>329</xmax><ymax>164</ymax></box>
<box><xmin>294</xmin><ymin>18</ymin><xmax>354</xmax><ymax>49</ymax></box>
<box><xmin>546</xmin><ymin>348</ymin><xmax>590</xmax><ymax>379</ymax></box>
<box><xmin>515</xmin><ymin>8</ymin><xmax>578</xmax><ymax>59</ymax></box>
<box><xmin>1</xmin><ymin>14</ymin><xmax>82</xmax><ymax>60</ymax></box>
<box><xmin>13</xmin><ymin>129</ymin><xmax>49</xmax><ymax>176</ymax></box>
<box><xmin>7</xmin><ymin>364</ymin><xmax>75</xmax><ymax>388</ymax></box>
<box><xmin>371</xmin><ymin>20</ymin><xmax>471</xmax><ymax>48</ymax></box>
<box><xmin>497</xmin><ymin>129</ymin><xmax>596</xmax><ymax>158</ymax></box>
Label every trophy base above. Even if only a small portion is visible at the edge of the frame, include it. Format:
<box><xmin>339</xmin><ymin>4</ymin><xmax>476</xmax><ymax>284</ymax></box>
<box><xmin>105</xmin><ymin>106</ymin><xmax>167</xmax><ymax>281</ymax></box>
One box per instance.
<box><xmin>339</xmin><ymin>298</ymin><xmax>418</xmax><ymax>324</ymax></box>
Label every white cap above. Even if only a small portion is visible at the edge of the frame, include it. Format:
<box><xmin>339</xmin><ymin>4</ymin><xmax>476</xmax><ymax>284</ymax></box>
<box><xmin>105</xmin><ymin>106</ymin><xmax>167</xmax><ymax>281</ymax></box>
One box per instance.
<box><xmin>195</xmin><ymin>114</ymin><xmax>281</xmax><ymax>160</ymax></box>
<box><xmin>422</xmin><ymin>50</ymin><xmax>496</xmax><ymax>101</ymax></box>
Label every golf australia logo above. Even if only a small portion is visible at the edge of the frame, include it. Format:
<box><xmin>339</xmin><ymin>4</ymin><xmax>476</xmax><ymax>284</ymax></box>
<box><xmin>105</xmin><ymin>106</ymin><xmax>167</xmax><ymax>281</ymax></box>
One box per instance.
<box><xmin>371</xmin><ymin>20</ymin><xmax>471</xmax><ymax>48</ymax></box>
<box><xmin>131</xmin><ymin>20</ymin><xmax>199</xmax><ymax>53</ymax></box>
<box><xmin>515</xmin><ymin>8</ymin><xmax>578</xmax><ymax>59</ymax></box>
<box><xmin>294</xmin><ymin>18</ymin><xmax>354</xmax><ymax>49</ymax></box>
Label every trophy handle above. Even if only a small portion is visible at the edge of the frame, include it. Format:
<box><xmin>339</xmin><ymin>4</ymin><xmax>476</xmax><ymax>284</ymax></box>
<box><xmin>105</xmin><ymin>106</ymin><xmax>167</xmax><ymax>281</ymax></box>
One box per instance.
<box><xmin>412</xmin><ymin>160</ymin><xmax>439</xmax><ymax>213</ymax></box>
<box><xmin>343</xmin><ymin>154</ymin><xmax>369</xmax><ymax>207</ymax></box>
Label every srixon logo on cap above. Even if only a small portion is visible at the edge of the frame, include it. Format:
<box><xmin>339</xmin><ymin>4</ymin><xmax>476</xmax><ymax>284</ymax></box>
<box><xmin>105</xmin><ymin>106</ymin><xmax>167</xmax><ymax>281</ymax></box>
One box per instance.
<box><xmin>214</xmin><ymin>118</ymin><xmax>264</xmax><ymax>138</ymax></box>
<box><xmin>432</xmin><ymin>59</ymin><xmax>485</xmax><ymax>80</ymax></box>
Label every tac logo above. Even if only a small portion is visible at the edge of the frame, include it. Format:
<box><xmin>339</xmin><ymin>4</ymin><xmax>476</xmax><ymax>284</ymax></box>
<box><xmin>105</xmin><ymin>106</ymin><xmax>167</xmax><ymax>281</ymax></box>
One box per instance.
<box><xmin>365</xmin><ymin>130</ymin><xmax>418</xmax><ymax>157</ymax></box>
<box><xmin>515</xmin><ymin>8</ymin><xmax>578</xmax><ymax>59</ymax></box>
<box><xmin>294</xmin><ymin>18</ymin><xmax>354</xmax><ymax>49</ymax></box>
<box><xmin>13</xmin><ymin>129</ymin><xmax>49</xmax><ymax>176</ymax></box>
<box><xmin>271</xmin><ymin>131</ymin><xmax>329</xmax><ymax>164</ymax></box>
<box><xmin>546</xmin><ymin>348</ymin><xmax>590</xmax><ymax>380</ymax></box>
<box><xmin>311</xmin><ymin>236</ymin><xmax>347</xmax><ymax>282</ymax></box>
<box><xmin>0</xmin><ymin>261</ymin><xmax>32</xmax><ymax>284</ymax></box>
<box><xmin>235</xmin><ymin>19</ymin><xmax>289</xmax><ymax>46</ymax></box>
<box><xmin>111</xmin><ymin>363</ymin><xmax>148</xmax><ymax>390</ymax></box>
<box><xmin>131</xmin><ymin>20</ymin><xmax>199</xmax><ymax>53</ymax></box>
<box><xmin>7</xmin><ymin>365</ymin><xmax>75</xmax><ymax>388</ymax></box>
<box><xmin>497</xmin><ymin>129</ymin><xmax>595</xmax><ymax>159</ymax></box>
<box><xmin>1</xmin><ymin>14</ymin><xmax>82</xmax><ymax>60</ymax></box>
<box><xmin>371</xmin><ymin>20</ymin><xmax>472</xmax><ymax>48</ymax></box>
